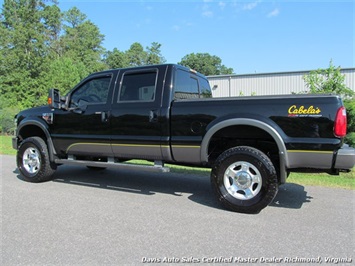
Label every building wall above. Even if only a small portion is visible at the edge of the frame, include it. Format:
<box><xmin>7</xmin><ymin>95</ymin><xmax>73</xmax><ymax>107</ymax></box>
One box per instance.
<box><xmin>207</xmin><ymin>68</ymin><xmax>355</xmax><ymax>97</ymax></box>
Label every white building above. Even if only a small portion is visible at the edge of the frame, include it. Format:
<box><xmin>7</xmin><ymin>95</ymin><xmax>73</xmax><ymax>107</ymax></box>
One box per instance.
<box><xmin>207</xmin><ymin>68</ymin><xmax>355</xmax><ymax>97</ymax></box>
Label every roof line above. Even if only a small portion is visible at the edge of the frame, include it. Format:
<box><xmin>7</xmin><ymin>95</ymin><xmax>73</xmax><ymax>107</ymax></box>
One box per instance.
<box><xmin>207</xmin><ymin>67</ymin><xmax>355</xmax><ymax>78</ymax></box>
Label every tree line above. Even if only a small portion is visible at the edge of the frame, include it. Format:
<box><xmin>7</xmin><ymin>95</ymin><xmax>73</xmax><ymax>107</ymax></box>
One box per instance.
<box><xmin>0</xmin><ymin>0</ymin><xmax>234</xmax><ymax>134</ymax></box>
<box><xmin>1</xmin><ymin>0</ymin><xmax>353</xmax><ymax>142</ymax></box>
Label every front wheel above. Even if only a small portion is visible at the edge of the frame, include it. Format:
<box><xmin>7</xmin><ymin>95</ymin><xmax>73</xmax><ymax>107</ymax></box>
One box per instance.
<box><xmin>17</xmin><ymin>137</ymin><xmax>56</xmax><ymax>182</ymax></box>
<box><xmin>211</xmin><ymin>146</ymin><xmax>278</xmax><ymax>214</ymax></box>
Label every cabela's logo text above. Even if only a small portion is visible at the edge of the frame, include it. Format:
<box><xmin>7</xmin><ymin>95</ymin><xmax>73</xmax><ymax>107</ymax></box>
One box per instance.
<box><xmin>288</xmin><ymin>105</ymin><xmax>321</xmax><ymax>117</ymax></box>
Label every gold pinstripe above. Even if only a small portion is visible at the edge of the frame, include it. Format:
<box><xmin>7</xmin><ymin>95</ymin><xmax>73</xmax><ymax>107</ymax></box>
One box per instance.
<box><xmin>287</xmin><ymin>150</ymin><xmax>333</xmax><ymax>154</ymax></box>
<box><xmin>66</xmin><ymin>142</ymin><xmax>200</xmax><ymax>153</ymax></box>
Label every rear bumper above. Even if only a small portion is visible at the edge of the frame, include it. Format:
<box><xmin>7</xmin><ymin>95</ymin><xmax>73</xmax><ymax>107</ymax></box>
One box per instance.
<box><xmin>334</xmin><ymin>145</ymin><xmax>355</xmax><ymax>170</ymax></box>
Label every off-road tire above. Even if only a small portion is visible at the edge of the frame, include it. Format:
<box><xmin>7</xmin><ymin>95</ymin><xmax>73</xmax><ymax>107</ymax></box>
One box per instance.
<box><xmin>211</xmin><ymin>146</ymin><xmax>278</xmax><ymax>214</ymax></box>
<box><xmin>17</xmin><ymin>137</ymin><xmax>56</xmax><ymax>182</ymax></box>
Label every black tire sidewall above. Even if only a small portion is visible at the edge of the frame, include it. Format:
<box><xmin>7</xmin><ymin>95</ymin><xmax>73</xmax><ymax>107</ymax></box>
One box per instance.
<box><xmin>211</xmin><ymin>146</ymin><xmax>278</xmax><ymax>213</ymax></box>
<box><xmin>17</xmin><ymin>137</ymin><xmax>54</xmax><ymax>182</ymax></box>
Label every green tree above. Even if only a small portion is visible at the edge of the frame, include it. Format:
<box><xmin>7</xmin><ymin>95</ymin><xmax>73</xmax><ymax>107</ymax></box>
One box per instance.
<box><xmin>0</xmin><ymin>105</ymin><xmax>20</xmax><ymax>134</ymax></box>
<box><xmin>344</xmin><ymin>100</ymin><xmax>355</xmax><ymax>147</ymax></box>
<box><xmin>104</xmin><ymin>42</ymin><xmax>166</xmax><ymax>69</ymax></box>
<box><xmin>103</xmin><ymin>48</ymin><xmax>129</xmax><ymax>69</ymax></box>
<box><xmin>44</xmin><ymin>56</ymin><xmax>87</xmax><ymax>95</ymax></box>
<box><xmin>42</xmin><ymin>4</ymin><xmax>62</xmax><ymax>57</ymax></box>
<box><xmin>126</xmin><ymin>42</ymin><xmax>146</xmax><ymax>67</ymax></box>
<box><xmin>303</xmin><ymin>61</ymin><xmax>355</xmax><ymax>146</ymax></box>
<box><xmin>344</xmin><ymin>100</ymin><xmax>355</xmax><ymax>133</ymax></box>
<box><xmin>0</xmin><ymin>0</ymin><xmax>56</xmax><ymax>109</ymax></box>
<box><xmin>146</xmin><ymin>42</ymin><xmax>166</xmax><ymax>65</ymax></box>
<box><xmin>63</xmin><ymin>6</ymin><xmax>86</xmax><ymax>28</ymax></box>
<box><xmin>303</xmin><ymin>60</ymin><xmax>354</xmax><ymax>97</ymax></box>
<box><xmin>179</xmin><ymin>53</ymin><xmax>234</xmax><ymax>76</ymax></box>
<box><xmin>61</xmin><ymin>7</ymin><xmax>106</xmax><ymax>72</ymax></box>
<box><xmin>1</xmin><ymin>1</ymin><xmax>108</xmax><ymax>132</ymax></box>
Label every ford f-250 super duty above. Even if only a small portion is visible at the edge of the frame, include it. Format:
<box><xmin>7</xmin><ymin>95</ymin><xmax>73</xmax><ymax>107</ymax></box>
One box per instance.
<box><xmin>12</xmin><ymin>64</ymin><xmax>355</xmax><ymax>213</ymax></box>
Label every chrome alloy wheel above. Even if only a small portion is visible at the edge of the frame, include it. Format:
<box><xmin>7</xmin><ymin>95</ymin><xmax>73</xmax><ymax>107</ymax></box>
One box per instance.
<box><xmin>22</xmin><ymin>147</ymin><xmax>41</xmax><ymax>175</ymax></box>
<box><xmin>223</xmin><ymin>161</ymin><xmax>262</xmax><ymax>200</ymax></box>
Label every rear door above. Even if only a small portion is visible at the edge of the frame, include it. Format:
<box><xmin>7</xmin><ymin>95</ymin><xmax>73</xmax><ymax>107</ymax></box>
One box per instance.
<box><xmin>110</xmin><ymin>66</ymin><xmax>167</xmax><ymax>160</ymax></box>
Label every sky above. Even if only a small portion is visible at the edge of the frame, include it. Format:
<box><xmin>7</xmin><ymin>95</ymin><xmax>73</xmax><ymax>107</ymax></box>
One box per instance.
<box><xmin>3</xmin><ymin>0</ymin><xmax>355</xmax><ymax>74</ymax></box>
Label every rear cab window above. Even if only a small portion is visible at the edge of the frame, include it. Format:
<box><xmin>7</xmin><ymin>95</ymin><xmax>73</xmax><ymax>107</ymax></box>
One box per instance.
<box><xmin>174</xmin><ymin>69</ymin><xmax>212</xmax><ymax>100</ymax></box>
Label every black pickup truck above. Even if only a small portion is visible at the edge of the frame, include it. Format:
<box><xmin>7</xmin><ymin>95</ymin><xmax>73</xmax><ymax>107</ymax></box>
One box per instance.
<box><xmin>12</xmin><ymin>64</ymin><xmax>355</xmax><ymax>213</ymax></box>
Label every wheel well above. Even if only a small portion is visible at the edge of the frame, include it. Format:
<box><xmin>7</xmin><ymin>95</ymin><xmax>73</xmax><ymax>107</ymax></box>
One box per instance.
<box><xmin>207</xmin><ymin>125</ymin><xmax>280</xmax><ymax>174</ymax></box>
<box><xmin>18</xmin><ymin>125</ymin><xmax>47</xmax><ymax>143</ymax></box>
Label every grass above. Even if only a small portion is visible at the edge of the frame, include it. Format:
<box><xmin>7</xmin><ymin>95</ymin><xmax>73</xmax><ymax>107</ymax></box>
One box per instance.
<box><xmin>0</xmin><ymin>135</ymin><xmax>16</xmax><ymax>155</ymax></box>
<box><xmin>2</xmin><ymin>135</ymin><xmax>354</xmax><ymax>189</ymax></box>
<box><xmin>288</xmin><ymin>171</ymin><xmax>354</xmax><ymax>190</ymax></box>
<box><xmin>128</xmin><ymin>160</ymin><xmax>354</xmax><ymax>190</ymax></box>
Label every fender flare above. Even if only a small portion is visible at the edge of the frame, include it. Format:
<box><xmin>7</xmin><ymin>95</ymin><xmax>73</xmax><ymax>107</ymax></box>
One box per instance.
<box><xmin>200</xmin><ymin>118</ymin><xmax>289</xmax><ymax>184</ymax></box>
<box><xmin>17</xmin><ymin>119</ymin><xmax>57</xmax><ymax>162</ymax></box>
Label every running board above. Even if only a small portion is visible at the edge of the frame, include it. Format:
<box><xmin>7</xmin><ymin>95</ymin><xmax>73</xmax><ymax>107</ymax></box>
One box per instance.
<box><xmin>55</xmin><ymin>159</ymin><xmax>170</xmax><ymax>173</ymax></box>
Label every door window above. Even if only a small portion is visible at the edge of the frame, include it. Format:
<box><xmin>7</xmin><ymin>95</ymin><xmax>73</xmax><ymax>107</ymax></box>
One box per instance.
<box><xmin>70</xmin><ymin>76</ymin><xmax>112</xmax><ymax>108</ymax></box>
<box><xmin>119</xmin><ymin>71</ymin><xmax>157</xmax><ymax>102</ymax></box>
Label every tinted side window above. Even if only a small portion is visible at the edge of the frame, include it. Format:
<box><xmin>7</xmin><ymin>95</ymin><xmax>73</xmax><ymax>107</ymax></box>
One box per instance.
<box><xmin>70</xmin><ymin>76</ymin><xmax>111</xmax><ymax>107</ymax></box>
<box><xmin>119</xmin><ymin>71</ymin><xmax>157</xmax><ymax>102</ymax></box>
<box><xmin>199</xmin><ymin>77</ymin><xmax>212</xmax><ymax>98</ymax></box>
<box><xmin>174</xmin><ymin>69</ymin><xmax>199</xmax><ymax>100</ymax></box>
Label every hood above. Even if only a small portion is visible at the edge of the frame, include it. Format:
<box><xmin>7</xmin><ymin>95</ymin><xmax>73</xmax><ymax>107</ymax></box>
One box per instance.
<box><xmin>16</xmin><ymin>105</ymin><xmax>52</xmax><ymax>122</ymax></box>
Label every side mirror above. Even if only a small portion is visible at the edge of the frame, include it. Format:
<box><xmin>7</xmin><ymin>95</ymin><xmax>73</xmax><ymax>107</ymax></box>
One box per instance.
<box><xmin>48</xmin><ymin>89</ymin><xmax>61</xmax><ymax>109</ymax></box>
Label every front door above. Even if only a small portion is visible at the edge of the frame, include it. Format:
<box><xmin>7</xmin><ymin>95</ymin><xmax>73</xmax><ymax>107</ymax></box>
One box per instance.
<box><xmin>50</xmin><ymin>72</ymin><xmax>116</xmax><ymax>158</ymax></box>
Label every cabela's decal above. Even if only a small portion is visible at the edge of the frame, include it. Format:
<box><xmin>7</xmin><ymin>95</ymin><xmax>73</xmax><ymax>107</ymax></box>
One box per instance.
<box><xmin>288</xmin><ymin>105</ymin><xmax>322</xmax><ymax>117</ymax></box>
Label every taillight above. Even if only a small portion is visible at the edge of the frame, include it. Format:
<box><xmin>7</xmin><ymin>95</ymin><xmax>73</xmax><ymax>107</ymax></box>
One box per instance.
<box><xmin>334</xmin><ymin>106</ymin><xmax>347</xmax><ymax>137</ymax></box>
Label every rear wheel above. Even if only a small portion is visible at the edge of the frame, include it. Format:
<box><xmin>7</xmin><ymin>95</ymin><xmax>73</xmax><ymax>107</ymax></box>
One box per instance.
<box><xmin>211</xmin><ymin>146</ymin><xmax>278</xmax><ymax>214</ymax></box>
<box><xmin>17</xmin><ymin>137</ymin><xmax>56</xmax><ymax>182</ymax></box>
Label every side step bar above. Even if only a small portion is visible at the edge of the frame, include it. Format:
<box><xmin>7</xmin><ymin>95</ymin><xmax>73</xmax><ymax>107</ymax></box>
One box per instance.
<box><xmin>55</xmin><ymin>158</ymin><xmax>170</xmax><ymax>173</ymax></box>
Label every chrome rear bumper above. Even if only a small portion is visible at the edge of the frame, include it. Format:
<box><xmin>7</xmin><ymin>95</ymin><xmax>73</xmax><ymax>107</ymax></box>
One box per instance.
<box><xmin>334</xmin><ymin>145</ymin><xmax>355</xmax><ymax>170</ymax></box>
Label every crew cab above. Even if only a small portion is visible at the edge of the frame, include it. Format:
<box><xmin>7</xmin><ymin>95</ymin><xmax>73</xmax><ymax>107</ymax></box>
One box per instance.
<box><xmin>13</xmin><ymin>64</ymin><xmax>355</xmax><ymax>213</ymax></box>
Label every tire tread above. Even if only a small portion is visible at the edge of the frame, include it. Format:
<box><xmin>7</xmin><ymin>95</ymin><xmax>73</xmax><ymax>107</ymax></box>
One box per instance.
<box><xmin>17</xmin><ymin>137</ymin><xmax>56</xmax><ymax>183</ymax></box>
<box><xmin>211</xmin><ymin>146</ymin><xmax>278</xmax><ymax>214</ymax></box>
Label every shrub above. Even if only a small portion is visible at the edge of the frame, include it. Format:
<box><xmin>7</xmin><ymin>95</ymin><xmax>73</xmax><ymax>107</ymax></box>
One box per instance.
<box><xmin>345</xmin><ymin>132</ymin><xmax>355</xmax><ymax>147</ymax></box>
<box><xmin>0</xmin><ymin>107</ymin><xmax>20</xmax><ymax>135</ymax></box>
<box><xmin>344</xmin><ymin>99</ymin><xmax>355</xmax><ymax>132</ymax></box>
<box><xmin>343</xmin><ymin>99</ymin><xmax>355</xmax><ymax>147</ymax></box>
